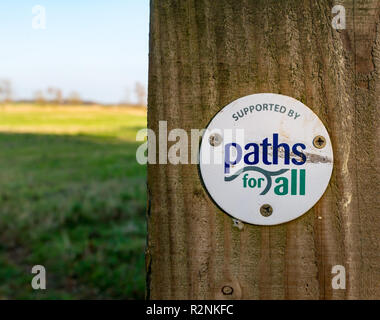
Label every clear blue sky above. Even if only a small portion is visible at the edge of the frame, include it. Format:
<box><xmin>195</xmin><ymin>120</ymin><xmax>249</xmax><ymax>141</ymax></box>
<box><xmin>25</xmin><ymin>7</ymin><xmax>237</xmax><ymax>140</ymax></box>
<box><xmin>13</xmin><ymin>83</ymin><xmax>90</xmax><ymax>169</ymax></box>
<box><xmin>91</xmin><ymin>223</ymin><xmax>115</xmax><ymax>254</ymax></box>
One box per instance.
<box><xmin>0</xmin><ymin>0</ymin><xmax>149</xmax><ymax>104</ymax></box>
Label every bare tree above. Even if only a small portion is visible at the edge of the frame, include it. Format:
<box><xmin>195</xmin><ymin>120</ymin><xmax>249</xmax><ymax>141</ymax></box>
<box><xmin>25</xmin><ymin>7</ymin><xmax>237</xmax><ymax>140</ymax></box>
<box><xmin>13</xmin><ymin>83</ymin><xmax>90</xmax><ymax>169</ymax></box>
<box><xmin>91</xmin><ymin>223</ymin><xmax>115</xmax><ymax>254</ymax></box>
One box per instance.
<box><xmin>47</xmin><ymin>87</ymin><xmax>63</xmax><ymax>104</ymax></box>
<box><xmin>134</xmin><ymin>82</ymin><xmax>146</xmax><ymax>106</ymax></box>
<box><xmin>67</xmin><ymin>91</ymin><xmax>82</xmax><ymax>105</ymax></box>
<box><xmin>0</xmin><ymin>80</ymin><xmax>12</xmax><ymax>103</ymax></box>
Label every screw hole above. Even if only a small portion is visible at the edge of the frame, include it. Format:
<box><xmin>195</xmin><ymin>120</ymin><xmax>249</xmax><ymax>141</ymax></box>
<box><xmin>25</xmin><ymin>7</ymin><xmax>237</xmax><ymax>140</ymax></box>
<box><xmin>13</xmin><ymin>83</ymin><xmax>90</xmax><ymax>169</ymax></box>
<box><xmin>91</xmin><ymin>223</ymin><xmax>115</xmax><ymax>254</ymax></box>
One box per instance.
<box><xmin>260</xmin><ymin>204</ymin><xmax>273</xmax><ymax>217</ymax></box>
<box><xmin>209</xmin><ymin>133</ymin><xmax>222</xmax><ymax>147</ymax></box>
<box><xmin>222</xmin><ymin>286</ymin><xmax>234</xmax><ymax>295</ymax></box>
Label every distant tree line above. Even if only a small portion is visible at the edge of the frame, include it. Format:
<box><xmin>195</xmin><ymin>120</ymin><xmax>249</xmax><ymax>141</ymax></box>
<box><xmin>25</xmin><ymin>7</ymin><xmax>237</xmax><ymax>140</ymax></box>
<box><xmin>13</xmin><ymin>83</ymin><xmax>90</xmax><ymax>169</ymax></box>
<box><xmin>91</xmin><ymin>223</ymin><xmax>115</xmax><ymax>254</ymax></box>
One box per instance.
<box><xmin>34</xmin><ymin>88</ymin><xmax>81</xmax><ymax>105</ymax></box>
<box><xmin>0</xmin><ymin>79</ymin><xmax>147</xmax><ymax>106</ymax></box>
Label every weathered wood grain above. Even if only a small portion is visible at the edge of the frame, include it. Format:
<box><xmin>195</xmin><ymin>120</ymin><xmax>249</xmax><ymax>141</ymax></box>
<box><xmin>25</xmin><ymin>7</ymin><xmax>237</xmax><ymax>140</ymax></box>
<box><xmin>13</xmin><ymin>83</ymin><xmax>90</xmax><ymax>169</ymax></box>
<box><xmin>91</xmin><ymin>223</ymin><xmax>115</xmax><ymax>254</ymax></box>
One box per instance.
<box><xmin>147</xmin><ymin>0</ymin><xmax>380</xmax><ymax>299</ymax></box>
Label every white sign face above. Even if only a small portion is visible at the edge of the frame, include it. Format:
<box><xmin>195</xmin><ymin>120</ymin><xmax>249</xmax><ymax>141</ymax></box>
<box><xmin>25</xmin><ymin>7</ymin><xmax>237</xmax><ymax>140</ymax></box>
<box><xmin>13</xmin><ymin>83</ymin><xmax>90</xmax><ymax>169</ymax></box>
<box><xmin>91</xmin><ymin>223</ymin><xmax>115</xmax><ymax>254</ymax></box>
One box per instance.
<box><xmin>199</xmin><ymin>93</ymin><xmax>333</xmax><ymax>226</ymax></box>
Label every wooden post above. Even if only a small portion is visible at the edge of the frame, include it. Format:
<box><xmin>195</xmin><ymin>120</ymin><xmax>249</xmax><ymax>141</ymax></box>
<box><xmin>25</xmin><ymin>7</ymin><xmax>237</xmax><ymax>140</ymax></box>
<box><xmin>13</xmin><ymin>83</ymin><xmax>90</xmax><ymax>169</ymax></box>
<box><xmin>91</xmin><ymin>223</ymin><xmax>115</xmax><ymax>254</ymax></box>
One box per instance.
<box><xmin>147</xmin><ymin>0</ymin><xmax>380</xmax><ymax>299</ymax></box>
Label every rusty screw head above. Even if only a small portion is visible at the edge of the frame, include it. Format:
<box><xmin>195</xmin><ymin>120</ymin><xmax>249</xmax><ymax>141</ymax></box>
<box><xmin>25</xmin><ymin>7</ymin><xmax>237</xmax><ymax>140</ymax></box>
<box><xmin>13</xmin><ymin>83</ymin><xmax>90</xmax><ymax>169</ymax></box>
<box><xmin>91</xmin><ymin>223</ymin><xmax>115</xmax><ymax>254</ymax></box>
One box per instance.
<box><xmin>260</xmin><ymin>204</ymin><xmax>273</xmax><ymax>217</ymax></box>
<box><xmin>222</xmin><ymin>286</ymin><xmax>234</xmax><ymax>295</ymax></box>
<box><xmin>313</xmin><ymin>135</ymin><xmax>326</xmax><ymax>149</ymax></box>
<box><xmin>209</xmin><ymin>133</ymin><xmax>222</xmax><ymax>147</ymax></box>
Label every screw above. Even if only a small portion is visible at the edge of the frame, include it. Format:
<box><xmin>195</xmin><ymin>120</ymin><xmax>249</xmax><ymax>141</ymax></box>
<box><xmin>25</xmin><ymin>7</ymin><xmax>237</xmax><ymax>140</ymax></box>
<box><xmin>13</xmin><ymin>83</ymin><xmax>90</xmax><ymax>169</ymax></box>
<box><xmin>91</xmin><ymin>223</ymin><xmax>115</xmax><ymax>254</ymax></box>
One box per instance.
<box><xmin>313</xmin><ymin>135</ymin><xmax>326</xmax><ymax>149</ymax></box>
<box><xmin>222</xmin><ymin>286</ymin><xmax>234</xmax><ymax>295</ymax></box>
<box><xmin>209</xmin><ymin>133</ymin><xmax>222</xmax><ymax>147</ymax></box>
<box><xmin>260</xmin><ymin>204</ymin><xmax>273</xmax><ymax>217</ymax></box>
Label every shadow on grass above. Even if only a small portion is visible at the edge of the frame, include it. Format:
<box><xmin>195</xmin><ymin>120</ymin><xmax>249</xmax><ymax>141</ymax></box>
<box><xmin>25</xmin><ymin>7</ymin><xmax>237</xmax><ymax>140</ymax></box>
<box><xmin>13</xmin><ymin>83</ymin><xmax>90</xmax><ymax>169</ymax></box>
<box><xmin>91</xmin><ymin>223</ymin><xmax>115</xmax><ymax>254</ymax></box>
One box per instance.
<box><xmin>0</xmin><ymin>132</ymin><xmax>146</xmax><ymax>299</ymax></box>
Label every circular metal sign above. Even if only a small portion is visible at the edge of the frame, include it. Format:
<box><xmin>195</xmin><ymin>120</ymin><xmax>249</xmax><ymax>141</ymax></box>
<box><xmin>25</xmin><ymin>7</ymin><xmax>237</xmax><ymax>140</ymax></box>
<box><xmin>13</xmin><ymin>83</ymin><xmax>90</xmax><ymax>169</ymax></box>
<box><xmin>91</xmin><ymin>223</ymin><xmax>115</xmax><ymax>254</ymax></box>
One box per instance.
<box><xmin>199</xmin><ymin>93</ymin><xmax>333</xmax><ymax>225</ymax></box>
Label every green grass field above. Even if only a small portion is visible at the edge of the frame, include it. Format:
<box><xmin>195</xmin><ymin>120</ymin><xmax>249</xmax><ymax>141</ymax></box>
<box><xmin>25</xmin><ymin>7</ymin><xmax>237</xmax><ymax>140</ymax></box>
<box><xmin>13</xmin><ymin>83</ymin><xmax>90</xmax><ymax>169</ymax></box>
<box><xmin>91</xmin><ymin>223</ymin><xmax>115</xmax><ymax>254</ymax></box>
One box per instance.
<box><xmin>0</xmin><ymin>104</ymin><xmax>147</xmax><ymax>299</ymax></box>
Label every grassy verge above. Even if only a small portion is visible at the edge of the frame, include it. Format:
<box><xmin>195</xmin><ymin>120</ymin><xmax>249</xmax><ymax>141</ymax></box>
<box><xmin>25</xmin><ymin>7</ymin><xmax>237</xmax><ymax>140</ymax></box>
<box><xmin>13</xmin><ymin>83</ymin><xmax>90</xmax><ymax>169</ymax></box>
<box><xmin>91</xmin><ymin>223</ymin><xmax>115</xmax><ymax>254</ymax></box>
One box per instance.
<box><xmin>0</xmin><ymin>104</ymin><xmax>147</xmax><ymax>299</ymax></box>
